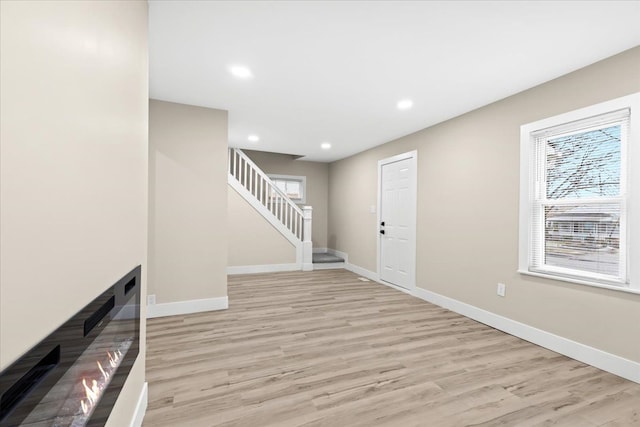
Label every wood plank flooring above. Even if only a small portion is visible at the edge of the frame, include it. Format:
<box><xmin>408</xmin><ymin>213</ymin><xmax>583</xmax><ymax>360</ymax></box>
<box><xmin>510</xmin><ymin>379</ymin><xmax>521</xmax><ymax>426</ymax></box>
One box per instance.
<box><xmin>144</xmin><ymin>269</ymin><xmax>640</xmax><ymax>426</ymax></box>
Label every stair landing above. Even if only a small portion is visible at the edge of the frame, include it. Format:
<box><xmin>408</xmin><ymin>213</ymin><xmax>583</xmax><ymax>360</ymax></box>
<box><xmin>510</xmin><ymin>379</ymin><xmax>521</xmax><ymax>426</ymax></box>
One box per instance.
<box><xmin>313</xmin><ymin>252</ymin><xmax>345</xmax><ymax>270</ymax></box>
<box><xmin>313</xmin><ymin>253</ymin><xmax>344</xmax><ymax>263</ymax></box>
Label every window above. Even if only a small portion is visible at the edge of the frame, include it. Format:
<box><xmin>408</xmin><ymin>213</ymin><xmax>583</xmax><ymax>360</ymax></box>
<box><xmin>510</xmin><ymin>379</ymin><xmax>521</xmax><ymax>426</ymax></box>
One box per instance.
<box><xmin>519</xmin><ymin>93</ymin><xmax>639</xmax><ymax>291</ymax></box>
<box><xmin>268</xmin><ymin>174</ymin><xmax>306</xmax><ymax>204</ymax></box>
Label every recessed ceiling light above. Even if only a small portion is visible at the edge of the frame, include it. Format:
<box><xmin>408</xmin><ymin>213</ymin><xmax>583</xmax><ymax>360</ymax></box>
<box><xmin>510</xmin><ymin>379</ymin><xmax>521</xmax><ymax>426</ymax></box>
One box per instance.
<box><xmin>248</xmin><ymin>134</ymin><xmax>259</xmax><ymax>142</ymax></box>
<box><xmin>321</xmin><ymin>142</ymin><xmax>331</xmax><ymax>150</ymax></box>
<box><xmin>397</xmin><ymin>99</ymin><xmax>413</xmax><ymax>110</ymax></box>
<box><xmin>229</xmin><ymin>65</ymin><xmax>253</xmax><ymax>79</ymax></box>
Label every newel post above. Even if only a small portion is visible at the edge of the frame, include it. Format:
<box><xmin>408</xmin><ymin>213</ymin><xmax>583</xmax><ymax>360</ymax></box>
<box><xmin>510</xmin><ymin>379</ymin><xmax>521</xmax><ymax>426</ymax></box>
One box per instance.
<box><xmin>302</xmin><ymin>206</ymin><xmax>313</xmax><ymax>271</ymax></box>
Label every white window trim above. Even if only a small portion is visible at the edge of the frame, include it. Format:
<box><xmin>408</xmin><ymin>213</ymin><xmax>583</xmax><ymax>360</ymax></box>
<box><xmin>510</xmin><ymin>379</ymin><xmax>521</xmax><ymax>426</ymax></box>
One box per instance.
<box><xmin>268</xmin><ymin>174</ymin><xmax>306</xmax><ymax>204</ymax></box>
<box><xmin>519</xmin><ymin>92</ymin><xmax>640</xmax><ymax>294</ymax></box>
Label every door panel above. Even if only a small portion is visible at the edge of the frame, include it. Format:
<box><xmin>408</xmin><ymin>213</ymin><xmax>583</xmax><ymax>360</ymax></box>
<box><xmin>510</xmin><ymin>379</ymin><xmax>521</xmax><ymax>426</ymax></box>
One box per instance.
<box><xmin>379</xmin><ymin>157</ymin><xmax>415</xmax><ymax>289</ymax></box>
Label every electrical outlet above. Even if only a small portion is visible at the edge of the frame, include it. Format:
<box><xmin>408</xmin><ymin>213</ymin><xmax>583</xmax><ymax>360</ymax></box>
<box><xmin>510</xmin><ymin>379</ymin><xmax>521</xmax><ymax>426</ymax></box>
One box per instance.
<box><xmin>147</xmin><ymin>294</ymin><xmax>156</xmax><ymax>305</ymax></box>
<box><xmin>497</xmin><ymin>283</ymin><xmax>506</xmax><ymax>297</ymax></box>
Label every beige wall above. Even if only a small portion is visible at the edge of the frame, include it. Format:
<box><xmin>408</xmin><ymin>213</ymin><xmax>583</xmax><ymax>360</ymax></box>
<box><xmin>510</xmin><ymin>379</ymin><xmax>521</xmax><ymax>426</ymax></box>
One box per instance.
<box><xmin>228</xmin><ymin>188</ymin><xmax>296</xmax><ymax>266</ymax></box>
<box><xmin>244</xmin><ymin>150</ymin><xmax>329</xmax><ymax>248</ymax></box>
<box><xmin>0</xmin><ymin>1</ymin><xmax>148</xmax><ymax>425</ymax></box>
<box><xmin>149</xmin><ymin>100</ymin><xmax>228</xmax><ymax>303</ymax></box>
<box><xmin>328</xmin><ymin>46</ymin><xmax>640</xmax><ymax>362</ymax></box>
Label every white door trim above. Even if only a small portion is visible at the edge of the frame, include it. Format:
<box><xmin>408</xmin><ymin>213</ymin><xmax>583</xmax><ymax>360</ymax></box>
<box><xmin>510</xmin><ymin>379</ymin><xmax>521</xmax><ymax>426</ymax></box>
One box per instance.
<box><xmin>377</xmin><ymin>150</ymin><xmax>418</xmax><ymax>290</ymax></box>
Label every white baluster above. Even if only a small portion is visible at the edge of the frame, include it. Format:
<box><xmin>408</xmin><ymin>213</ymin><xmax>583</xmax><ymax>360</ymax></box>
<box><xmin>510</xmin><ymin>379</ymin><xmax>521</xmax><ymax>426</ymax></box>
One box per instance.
<box><xmin>285</xmin><ymin>200</ymin><xmax>289</xmax><ymax>229</ymax></box>
<box><xmin>271</xmin><ymin>188</ymin><xmax>275</xmax><ymax>214</ymax></box>
<box><xmin>253</xmin><ymin>171</ymin><xmax>256</xmax><ymax>199</ymax></box>
<box><xmin>233</xmin><ymin>149</ymin><xmax>237</xmax><ymax>177</ymax></box>
<box><xmin>244</xmin><ymin>158</ymin><xmax>248</xmax><ymax>189</ymax></box>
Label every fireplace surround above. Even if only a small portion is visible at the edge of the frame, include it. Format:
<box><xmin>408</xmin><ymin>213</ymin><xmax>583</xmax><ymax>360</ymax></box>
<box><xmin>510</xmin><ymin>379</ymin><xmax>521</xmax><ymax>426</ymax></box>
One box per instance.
<box><xmin>0</xmin><ymin>265</ymin><xmax>141</xmax><ymax>427</ymax></box>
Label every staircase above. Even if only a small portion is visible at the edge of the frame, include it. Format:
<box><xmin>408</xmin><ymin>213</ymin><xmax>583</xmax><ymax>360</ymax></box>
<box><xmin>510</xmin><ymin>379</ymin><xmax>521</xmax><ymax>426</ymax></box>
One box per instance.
<box><xmin>228</xmin><ymin>148</ymin><xmax>313</xmax><ymax>271</ymax></box>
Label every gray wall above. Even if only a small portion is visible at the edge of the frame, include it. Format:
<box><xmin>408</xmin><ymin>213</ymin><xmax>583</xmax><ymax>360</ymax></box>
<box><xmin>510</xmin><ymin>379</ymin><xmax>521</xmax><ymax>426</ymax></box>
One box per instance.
<box><xmin>0</xmin><ymin>2</ymin><xmax>149</xmax><ymax>425</ymax></box>
<box><xmin>328</xmin><ymin>47</ymin><xmax>640</xmax><ymax>362</ymax></box>
<box><xmin>148</xmin><ymin>100</ymin><xmax>228</xmax><ymax>304</ymax></box>
<box><xmin>228</xmin><ymin>188</ymin><xmax>296</xmax><ymax>267</ymax></box>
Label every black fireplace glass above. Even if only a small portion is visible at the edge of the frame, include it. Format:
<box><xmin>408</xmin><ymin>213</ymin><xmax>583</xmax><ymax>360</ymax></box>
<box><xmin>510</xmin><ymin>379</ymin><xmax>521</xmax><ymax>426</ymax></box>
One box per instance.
<box><xmin>0</xmin><ymin>265</ymin><xmax>141</xmax><ymax>427</ymax></box>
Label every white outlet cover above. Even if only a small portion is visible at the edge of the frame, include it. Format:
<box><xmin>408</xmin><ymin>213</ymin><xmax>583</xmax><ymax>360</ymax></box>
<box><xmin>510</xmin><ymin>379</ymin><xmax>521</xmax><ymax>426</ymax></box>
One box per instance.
<box><xmin>147</xmin><ymin>294</ymin><xmax>156</xmax><ymax>305</ymax></box>
<box><xmin>497</xmin><ymin>283</ymin><xmax>506</xmax><ymax>297</ymax></box>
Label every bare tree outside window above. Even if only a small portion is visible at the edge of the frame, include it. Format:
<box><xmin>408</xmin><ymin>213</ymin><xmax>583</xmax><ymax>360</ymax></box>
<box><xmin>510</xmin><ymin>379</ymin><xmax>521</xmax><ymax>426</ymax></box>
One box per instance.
<box><xmin>546</xmin><ymin>125</ymin><xmax>620</xmax><ymax>199</ymax></box>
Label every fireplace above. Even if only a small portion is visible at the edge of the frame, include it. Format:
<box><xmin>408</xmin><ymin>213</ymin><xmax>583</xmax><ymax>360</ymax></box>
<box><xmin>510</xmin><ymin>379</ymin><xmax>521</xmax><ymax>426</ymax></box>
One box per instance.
<box><xmin>0</xmin><ymin>266</ymin><xmax>141</xmax><ymax>427</ymax></box>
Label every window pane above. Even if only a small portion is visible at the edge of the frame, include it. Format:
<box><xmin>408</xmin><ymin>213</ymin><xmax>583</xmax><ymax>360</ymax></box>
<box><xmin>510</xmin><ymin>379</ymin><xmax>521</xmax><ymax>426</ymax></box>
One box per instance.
<box><xmin>544</xmin><ymin>204</ymin><xmax>620</xmax><ymax>277</ymax></box>
<box><xmin>269</xmin><ymin>180</ymin><xmax>283</xmax><ymax>198</ymax></box>
<box><xmin>285</xmin><ymin>181</ymin><xmax>301</xmax><ymax>199</ymax></box>
<box><xmin>546</xmin><ymin>125</ymin><xmax>621</xmax><ymax>199</ymax></box>
<box><xmin>275</xmin><ymin>180</ymin><xmax>287</xmax><ymax>193</ymax></box>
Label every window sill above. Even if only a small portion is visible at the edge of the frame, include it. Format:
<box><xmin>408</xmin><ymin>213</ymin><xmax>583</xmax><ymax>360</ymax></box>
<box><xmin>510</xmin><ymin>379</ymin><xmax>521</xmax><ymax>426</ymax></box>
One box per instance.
<box><xmin>517</xmin><ymin>269</ymin><xmax>640</xmax><ymax>295</ymax></box>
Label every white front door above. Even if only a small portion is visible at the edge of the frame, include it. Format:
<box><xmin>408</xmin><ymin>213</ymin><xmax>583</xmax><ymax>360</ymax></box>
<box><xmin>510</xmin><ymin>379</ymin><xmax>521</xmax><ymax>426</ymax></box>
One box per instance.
<box><xmin>378</xmin><ymin>151</ymin><xmax>417</xmax><ymax>289</ymax></box>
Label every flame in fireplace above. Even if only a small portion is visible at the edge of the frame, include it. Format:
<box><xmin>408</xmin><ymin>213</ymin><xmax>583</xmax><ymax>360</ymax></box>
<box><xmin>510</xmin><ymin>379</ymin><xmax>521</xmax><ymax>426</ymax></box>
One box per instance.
<box><xmin>80</xmin><ymin>350</ymin><xmax>123</xmax><ymax>416</ymax></box>
<box><xmin>108</xmin><ymin>349</ymin><xmax>122</xmax><ymax>368</ymax></box>
<box><xmin>97</xmin><ymin>360</ymin><xmax>108</xmax><ymax>381</ymax></box>
<box><xmin>81</xmin><ymin>378</ymin><xmax>100</xmax><ymax>415</ymax></box>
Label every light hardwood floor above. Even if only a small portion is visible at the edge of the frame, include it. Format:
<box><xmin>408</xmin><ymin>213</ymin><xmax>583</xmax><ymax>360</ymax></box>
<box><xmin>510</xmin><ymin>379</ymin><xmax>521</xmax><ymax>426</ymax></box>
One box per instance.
<box><xmin>144</xmin><ymin>269</ymin><xmax>640</xmax><ymax>426</ymax></box>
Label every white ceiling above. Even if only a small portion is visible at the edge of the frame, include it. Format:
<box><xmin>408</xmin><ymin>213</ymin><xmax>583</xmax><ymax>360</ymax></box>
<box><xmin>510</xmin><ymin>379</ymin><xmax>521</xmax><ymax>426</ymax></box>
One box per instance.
<box><xmin>149</xmin><ymin>1</ymin><xmax>640</xmax><ymax>162</ymax></box>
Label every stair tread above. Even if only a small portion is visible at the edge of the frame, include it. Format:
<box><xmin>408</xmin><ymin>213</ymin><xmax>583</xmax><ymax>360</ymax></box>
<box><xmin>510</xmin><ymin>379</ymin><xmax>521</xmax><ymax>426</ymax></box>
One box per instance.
<box><xmin>313</xmin><ymin>253</ymin><xmax>344</xmax><ymax>264</ymax></box>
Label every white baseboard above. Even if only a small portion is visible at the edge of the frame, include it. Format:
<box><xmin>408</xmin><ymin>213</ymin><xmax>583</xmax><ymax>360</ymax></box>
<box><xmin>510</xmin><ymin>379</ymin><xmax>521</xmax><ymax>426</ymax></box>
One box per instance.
<box><xmin>130</xmin><ymin>382</ymin><xmax>148</xmax><ymax>427</ymax></box>
<box><xmin>344</xmin><ymin>262</ymin><xmax>414</xmax><ymax>295</ymax></box>
<box><xmin>227</xmin><ymin>263</ymin><xmax>299</xmax><ymax>275</ymax></box>
<box><xmin>378</xmin><ymin>278</ymin><xmax>414</xmax><ymax>295</ymax></box>
<box><xmin>147</xmin><ymin>296</ymin><xmax>228</xmax><ymax>318</ymax></box>
<box><xmin>327</xmin><ymin>248</ymin><xmax>349</xmax><ymax>263</ymax></box>
<box><xmin>342</xmin><ymin>254</ymin><xmax>640</xmax><ymax>385</ymax></box>
<box><xmin>411</xmin><ymin>286</ymin><xmax>640</xmax><ymax>384</ymax></box>
<box><xmin>344</xmin><ymin>262</ymin><xmax>377</xmax><ymax>282</ymax></box>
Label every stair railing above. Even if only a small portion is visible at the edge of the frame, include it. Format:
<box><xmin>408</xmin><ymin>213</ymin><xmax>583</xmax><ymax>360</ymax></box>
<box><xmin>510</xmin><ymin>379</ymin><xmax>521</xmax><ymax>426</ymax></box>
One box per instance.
<box><xmin>228</xmin><ymin>148</ymin><xmax>304</xmax><ymax>239</ymax></box>
<box><xmin>228</xmin><ymin>148</ymin><xmax>313</xmax><ymax>270</ymax></box>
